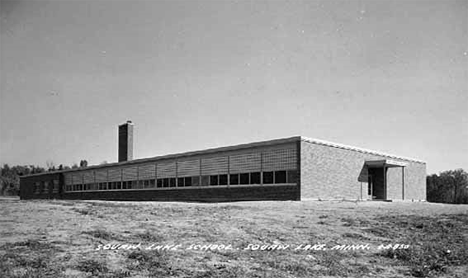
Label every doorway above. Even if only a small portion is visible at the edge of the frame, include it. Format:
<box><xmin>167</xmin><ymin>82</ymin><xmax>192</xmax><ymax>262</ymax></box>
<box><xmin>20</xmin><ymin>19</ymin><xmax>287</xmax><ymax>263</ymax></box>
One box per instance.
<box><xmin>368</xmin><ymin>167</ymin><xmax>386</xmax><ymax>200</ymax></box>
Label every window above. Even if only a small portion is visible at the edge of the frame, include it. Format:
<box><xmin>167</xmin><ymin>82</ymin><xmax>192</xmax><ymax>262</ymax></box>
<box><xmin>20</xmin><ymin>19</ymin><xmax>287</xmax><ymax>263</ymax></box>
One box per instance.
<box><xmin>185</xmin><ymin>177</ymin><xmax>192</xmax><ymax>187</ymax></box>
<box><xmin>150</xmin><ymin>179</ymin><xmax>156</xmax><ymax>188</ymax></box>
<box><xmin>230</xmin><ymin>174</ymin><xmax>239</xmax><ymax>185</ymax></box>
<box><xmin>287</xmin><ymin>170</ymin><xmax>298</xmax><ymax>183</ymax></box>
<box><xmin>144</xmin><ymin>180</ymin><xmax>150</xmax><ymax>188</ymax></box>
<box><xmin>263</xmin><ymin>172</ymin><xmax>274</xmax><ymax>184</ymax></box>
<box><xmin>157</xmin><ymin>179</ymin><xmax>163</xmax><ymax>188</ymax></box>
<box><xmin>53</xmin><ymin>180</ymin><xmax>59</xmax><ymax>193</ymax></box>
<box><xmin>219</xmin><ymin>174</ymin><xmax>228</xmax><ymax>185</ymax></box>
<box><xmin>201</xmin><ymin>176</ymin><xmax>209</xmax><ymax>186</ymax></box>
<box><xmin>34</xmin><ymin>182</ymin><xmax>41</xmax><ymax>194</ymax></box>
<box><xmin>178</xmin><ymin>177</ymin><xmax>184</xmax><ymax>187</ymax></box>
<box><xmin>250</xmin><ymin>172</ymin><xmax>261</xmax><ymax>184</ymax></box>
<box><xmin>43</xmin><ymin>181</ymin><xmax>49</xmax><ymax>193</ymax></box>
<box><xmin>163</xmin><ymin>178</ymin><xmax>169</xmax><ymax>187</ymax></box>
<box><xmin>240</xmin><ymin>173</ymin><xmax>249</xmax><ymax>185</ymax></box>
<box><xmin>169</xmin><ymin>178</ymin><xmax>176</xmax><ymax>187</ymax></box>
<box><xmin>192</xmin><ymin>176</ymin><xmax>200</xmax><ymax>186</ymax></box>
<box><xmin>275</xmin><ymin>171</ymin><xmax>287</xmax><ymax>183</ymax></box>
<box><xmin>210</xmin><ymin>175</ymin><xmax>218</xmax><ymax>186</ymax></box>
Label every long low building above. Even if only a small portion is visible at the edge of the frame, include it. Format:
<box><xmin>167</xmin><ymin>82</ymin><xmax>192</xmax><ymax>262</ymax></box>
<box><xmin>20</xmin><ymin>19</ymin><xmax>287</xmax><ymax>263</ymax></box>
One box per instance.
<box><xmin>19</xmin><ymin>122</ymin><xmax>426</xmax><ymax>202</ymax></box>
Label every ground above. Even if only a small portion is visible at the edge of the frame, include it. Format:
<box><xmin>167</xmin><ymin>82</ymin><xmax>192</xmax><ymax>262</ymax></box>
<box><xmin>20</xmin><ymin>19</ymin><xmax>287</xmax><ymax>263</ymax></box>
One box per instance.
<box><xmin>0</xmin><ymin>197</ymin><xmax>467</xmax><ymax>278</ymax></box>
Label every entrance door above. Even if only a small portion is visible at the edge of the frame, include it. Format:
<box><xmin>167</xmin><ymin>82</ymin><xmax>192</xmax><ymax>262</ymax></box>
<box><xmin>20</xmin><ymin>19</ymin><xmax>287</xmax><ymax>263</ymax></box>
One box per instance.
<box><xmin>368</xmin><ymin>167</ymin><xmax>386</xmax><ymax>200</ymax></box>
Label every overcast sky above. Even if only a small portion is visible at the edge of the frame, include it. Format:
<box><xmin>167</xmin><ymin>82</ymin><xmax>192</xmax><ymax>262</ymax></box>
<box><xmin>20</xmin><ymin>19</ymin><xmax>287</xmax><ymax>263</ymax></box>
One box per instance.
<box><xmin>0</xmin><ymin>0</ymin><xmax>467</xmax><ymax>174</ymax></box>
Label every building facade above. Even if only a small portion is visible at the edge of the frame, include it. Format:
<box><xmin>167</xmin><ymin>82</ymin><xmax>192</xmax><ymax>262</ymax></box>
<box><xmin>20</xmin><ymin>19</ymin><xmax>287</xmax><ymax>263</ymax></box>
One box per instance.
<box><xmin>19</xmin><ymin>134</ymin><xmax>426</xmax><ymax>202</ymax></box>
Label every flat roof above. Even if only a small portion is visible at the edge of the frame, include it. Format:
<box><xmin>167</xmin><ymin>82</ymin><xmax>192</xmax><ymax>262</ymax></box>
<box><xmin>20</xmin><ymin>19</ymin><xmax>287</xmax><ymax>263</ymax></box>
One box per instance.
<box><xmin>21</xmin><ymin>135</ymin><xmax>424</xmax><ymax>178</ymax></box>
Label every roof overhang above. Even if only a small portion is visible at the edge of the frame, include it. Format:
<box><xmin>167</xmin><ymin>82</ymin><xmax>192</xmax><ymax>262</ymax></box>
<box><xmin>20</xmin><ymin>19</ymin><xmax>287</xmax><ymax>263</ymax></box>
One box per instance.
<box><xmin>365</xmin><ymin>159</ymin><xmax>407</xmax><ymax>168</ymax></box>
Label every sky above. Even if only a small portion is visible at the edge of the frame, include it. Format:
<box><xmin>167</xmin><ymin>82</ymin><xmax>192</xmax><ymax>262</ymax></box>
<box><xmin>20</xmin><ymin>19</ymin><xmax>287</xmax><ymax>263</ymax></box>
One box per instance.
<box><xmin>0</xmin><ymin>0</ymin><xmax>467</xmax><ymax>175</ymax></box>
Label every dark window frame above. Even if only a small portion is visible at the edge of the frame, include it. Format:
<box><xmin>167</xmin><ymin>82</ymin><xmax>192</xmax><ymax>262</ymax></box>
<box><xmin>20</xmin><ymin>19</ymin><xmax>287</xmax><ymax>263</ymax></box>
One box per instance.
<box><xmin>230</xmin><ymin>174</ymin><xmax>239</xmax><ymax>185</ymax></box>
<box><xmin>178</xmin><ymin>177</ymin><xmax>184</xmax><ymax>187</ymax></box>
<box><xmin>219</xmin><ymin>174</ymin><xmax>228</xmax><ymax>185</ymax></box>
<box><xmin>192</xmin><ymin>176</ymin><xmax>200</xmax><ymax>186</ymax></box>
<box><xmin>169</xmin><ymin>178</ymin><xmax>176</xmax><ymax>187</ymax></box>
<box><xmin>240</xmin><ymin>173</ymin><xmax>249</xmax><ymax>185</ymax></box>
<box><xmin>263</xmin><ymin>171</ymin><xmax>274</xmax><ymax>184</ymax></box>
<box><xmin>210</xmin><ymin>175</ymin><xmax>219</xmax><ymax>186</ymax></box>
<box><xmin>287</xmin><ymin>170</ymin><xmax>298</xmax><ymax>184</ymax></box>
<box><xmin>250</xmin><ymin>172</ymin><xmax>261</xmax><ymax>184</ymax></box>
<box><xmin>275</xmin><ymin>171</ymin><xmax>287</xmax><ymax>184</ymax></box>
<box><xmin>201</xmin><ymin>176</ymin><xmax>210</xmax><ymax>186</ymax></box>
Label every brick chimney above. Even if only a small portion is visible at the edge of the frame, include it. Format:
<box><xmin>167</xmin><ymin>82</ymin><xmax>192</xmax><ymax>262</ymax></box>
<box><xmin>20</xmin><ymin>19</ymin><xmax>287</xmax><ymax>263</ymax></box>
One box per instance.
<box><xmin>118</xmin><ymin>121</ymin><xmax>133</xmax><ymax>162</ymax></box>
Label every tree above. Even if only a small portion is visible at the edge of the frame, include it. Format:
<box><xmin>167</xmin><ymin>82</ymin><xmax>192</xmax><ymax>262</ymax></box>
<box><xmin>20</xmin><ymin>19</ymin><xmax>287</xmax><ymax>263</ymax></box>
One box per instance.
<box><xmin>0</xmin><ymin>164</ymin><xmax>44</xmax><ymax>196</ymax></box>
<box><xmin>46</xmin><ymin>160</ymin><xmax>55</xmax><ymax>171</ymax></box>
<box><xmin>79</xmin><ymin>160</ymin><xmax>88</xmax><ymax>167</ymax></box>
<box><xmin>427</xmin><ymin>169</ymin><xmax>468</xmax><ymax>204</ymax></box>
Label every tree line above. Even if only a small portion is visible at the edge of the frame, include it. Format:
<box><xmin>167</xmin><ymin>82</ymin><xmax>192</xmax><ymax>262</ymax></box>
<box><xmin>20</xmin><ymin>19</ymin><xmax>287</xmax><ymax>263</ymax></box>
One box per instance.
<box><xmin>426</xmin><ymin>168</ymin><xmax>468</xmax><ymax>204</ymax></box>
<box><xmin>0</xmin><ymin>160</ymin><xmax>90</xmax><ymax>196</ymax></box>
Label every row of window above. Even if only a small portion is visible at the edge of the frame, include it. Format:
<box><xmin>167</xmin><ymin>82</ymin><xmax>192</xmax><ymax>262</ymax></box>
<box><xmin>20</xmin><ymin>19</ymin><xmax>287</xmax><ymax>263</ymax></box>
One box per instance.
<box><xmin>64</xmin><ymin>170</ymin><xmax>298</xmax><ymax>192</ymax></box>
<box><xmin>65</xmin><ymin>148</ymin><xmax>297</xmax><ymax>186</ymax></box>
<box><xmin>34</xmin><ymin>180</ymin><xmax>59</xmax><ymax>194</ymax></box>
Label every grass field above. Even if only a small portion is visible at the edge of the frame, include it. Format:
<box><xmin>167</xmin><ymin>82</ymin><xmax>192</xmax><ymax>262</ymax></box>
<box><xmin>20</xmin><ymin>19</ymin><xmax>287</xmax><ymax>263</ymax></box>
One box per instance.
<box><xmin>0</xmin><ymin>197</ymin><xmax>467</xmax><ymax>278</ymax></box>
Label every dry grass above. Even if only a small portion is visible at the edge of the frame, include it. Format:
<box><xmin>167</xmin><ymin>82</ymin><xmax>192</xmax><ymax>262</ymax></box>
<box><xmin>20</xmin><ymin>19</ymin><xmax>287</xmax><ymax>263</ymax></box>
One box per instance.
<box><xmin>0</xmin><ymin>196</ymin><xmax>467</xmax><ymax>277</ymax></box>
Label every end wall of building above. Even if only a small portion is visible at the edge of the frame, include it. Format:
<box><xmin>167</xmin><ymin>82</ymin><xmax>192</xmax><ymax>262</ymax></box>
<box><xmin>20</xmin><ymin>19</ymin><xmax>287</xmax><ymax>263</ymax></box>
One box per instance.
<box><xmin>20</xmin><ymin>172</ymin><xmax>63</xmax><ymax>200</ymax></box>
<box><xmin>300</xmin><ymin>140</ymin><xmax>426</xmax><ymax>201</ymax></box>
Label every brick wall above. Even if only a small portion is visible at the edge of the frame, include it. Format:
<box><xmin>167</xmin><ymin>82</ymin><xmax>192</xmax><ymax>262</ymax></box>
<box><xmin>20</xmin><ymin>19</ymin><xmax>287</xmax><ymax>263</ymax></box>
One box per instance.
<box><xmin>300</xmin><ymin>140</ymin><xmax>426</xmax><ymax>201</ymax></box>
<box><xmin>20</xmin><ymin>172</ymin><xmax>63</xmax><ymax>200</ymax></box>
<box><xmin>61</xmin><ymin>185</ymin><xmax>298</xmax><ymax>202</ymax></box>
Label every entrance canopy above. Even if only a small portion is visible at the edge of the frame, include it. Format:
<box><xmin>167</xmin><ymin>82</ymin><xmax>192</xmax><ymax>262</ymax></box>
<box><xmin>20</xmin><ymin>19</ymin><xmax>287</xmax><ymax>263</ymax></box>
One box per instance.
<box><xmin>365</xmin><ymin>159</ymin><xmax>407</xmax><ymax>168</ymax></box>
